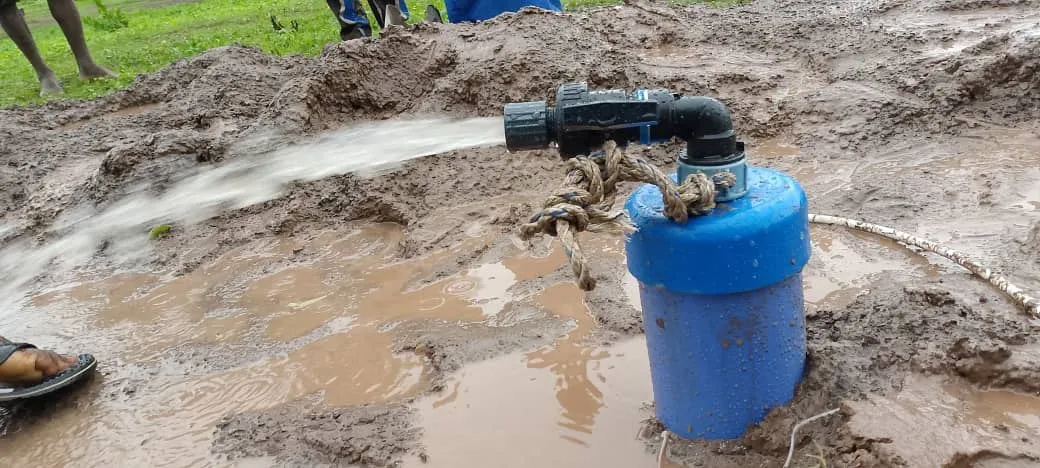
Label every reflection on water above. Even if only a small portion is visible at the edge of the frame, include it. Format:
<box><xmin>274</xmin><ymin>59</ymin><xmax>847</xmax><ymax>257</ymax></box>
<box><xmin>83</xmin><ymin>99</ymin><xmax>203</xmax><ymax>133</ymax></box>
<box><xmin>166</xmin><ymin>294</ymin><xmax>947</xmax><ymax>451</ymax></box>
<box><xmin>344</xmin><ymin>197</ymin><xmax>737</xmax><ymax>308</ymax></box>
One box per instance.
<box><xmin>402</xmin><ymin>337</ymin><xmax>659</xmax><ymax>468</ymax></box>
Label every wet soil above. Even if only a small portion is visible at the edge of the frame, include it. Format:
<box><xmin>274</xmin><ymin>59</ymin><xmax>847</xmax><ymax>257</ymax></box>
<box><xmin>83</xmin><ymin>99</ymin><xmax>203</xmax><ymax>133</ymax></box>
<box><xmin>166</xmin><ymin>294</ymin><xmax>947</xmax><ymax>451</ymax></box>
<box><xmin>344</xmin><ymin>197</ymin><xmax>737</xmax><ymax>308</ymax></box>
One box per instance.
<box><xmin>1</xmin><ymin>0</ymin><xmax>1040</xmax><ymax>466</ymax></box>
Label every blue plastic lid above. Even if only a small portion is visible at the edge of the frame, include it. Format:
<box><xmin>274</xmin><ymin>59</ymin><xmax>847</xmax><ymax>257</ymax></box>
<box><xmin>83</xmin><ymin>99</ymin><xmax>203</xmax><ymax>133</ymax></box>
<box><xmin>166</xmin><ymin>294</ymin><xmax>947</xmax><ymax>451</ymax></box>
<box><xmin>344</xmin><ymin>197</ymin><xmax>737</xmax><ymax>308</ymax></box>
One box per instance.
<box><xmin>624</xmin><ymin>166</ymin><xmax>811</xmax><ymax>295</ymax></box>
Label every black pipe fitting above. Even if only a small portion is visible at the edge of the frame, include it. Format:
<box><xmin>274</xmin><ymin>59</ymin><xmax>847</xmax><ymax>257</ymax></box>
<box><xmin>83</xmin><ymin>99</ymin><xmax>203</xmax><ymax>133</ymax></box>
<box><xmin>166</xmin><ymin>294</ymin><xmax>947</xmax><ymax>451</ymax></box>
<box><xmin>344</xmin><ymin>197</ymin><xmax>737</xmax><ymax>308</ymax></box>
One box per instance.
<box><xmin>503</xmin><ymin>82</ymin><xmax>742</xmax><ymax>165</ymax></box>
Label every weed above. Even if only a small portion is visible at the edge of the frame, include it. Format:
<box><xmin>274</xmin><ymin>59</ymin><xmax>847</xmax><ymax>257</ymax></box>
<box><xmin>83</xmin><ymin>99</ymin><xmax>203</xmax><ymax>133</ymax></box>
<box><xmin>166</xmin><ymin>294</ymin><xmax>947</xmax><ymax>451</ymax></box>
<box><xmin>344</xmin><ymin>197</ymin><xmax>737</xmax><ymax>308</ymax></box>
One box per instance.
<box><xmin>269</xmin><ymin>14</ymin><xmax>299</xmax><ymax>33</ymax></box>
<box><xmin>149</xmin><ymin>224</ymin><xmax>172</xmax><ymax>239</ymax></box>
<box><xmin>82</xmin><ymin>0</ymin><xmax>129</xmax><ymax>32</ymax></box>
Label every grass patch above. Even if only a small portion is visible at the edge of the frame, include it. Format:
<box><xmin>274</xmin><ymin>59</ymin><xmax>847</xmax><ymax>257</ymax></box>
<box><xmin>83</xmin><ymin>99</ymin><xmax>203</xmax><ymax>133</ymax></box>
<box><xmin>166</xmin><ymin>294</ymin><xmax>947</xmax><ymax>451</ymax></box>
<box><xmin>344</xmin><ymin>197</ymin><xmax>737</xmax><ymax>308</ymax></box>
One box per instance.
<box><xmin>0</xmin><ymin>0</ymin><xmax>739</xmax><ymax>108</ymax></box>
<box><xmin>0</xmin><ymin>0</ymin><xmax>450</xmax><ymax>106</ymax></box>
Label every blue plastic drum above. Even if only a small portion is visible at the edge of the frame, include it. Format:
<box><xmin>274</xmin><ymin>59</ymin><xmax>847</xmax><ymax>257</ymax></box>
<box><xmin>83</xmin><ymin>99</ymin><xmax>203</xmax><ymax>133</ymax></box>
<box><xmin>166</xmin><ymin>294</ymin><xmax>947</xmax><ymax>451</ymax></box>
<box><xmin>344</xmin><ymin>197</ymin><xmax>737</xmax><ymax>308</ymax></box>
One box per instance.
<box><xmin>624</xmin><ymin>166</ymin><xmax>811</xmax><ymax>440</ymax></box>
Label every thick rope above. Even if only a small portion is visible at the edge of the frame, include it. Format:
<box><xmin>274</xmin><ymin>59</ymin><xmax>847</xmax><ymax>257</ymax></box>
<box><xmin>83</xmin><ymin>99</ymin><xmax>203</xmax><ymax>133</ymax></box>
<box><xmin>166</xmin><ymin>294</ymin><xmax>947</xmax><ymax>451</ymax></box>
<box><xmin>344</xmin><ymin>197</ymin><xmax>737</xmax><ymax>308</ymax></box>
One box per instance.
<box><xmin>519</xmin><ymin>140</ymin><xmax>736</xmax><ymax>291</ymax></box>
<box><xmin>809</xmin><ymin>214</ymin><xmax>1040</xmax><ymax>318</ymax></box>
<box><xmin>523</xmin><ymin>141</ymin><xmax>1040</xmax><ymax>319</ymax></box>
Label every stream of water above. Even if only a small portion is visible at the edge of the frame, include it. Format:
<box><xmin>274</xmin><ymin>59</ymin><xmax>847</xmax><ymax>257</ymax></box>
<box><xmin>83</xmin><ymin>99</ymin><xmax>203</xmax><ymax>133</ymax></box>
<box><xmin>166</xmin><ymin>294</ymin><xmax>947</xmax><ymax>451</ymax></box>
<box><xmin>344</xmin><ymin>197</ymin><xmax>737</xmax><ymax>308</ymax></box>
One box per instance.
<box><xmin>0</xmin><ymin>117</ymin><xmax>506</xmax><ymax>313</ymax></box>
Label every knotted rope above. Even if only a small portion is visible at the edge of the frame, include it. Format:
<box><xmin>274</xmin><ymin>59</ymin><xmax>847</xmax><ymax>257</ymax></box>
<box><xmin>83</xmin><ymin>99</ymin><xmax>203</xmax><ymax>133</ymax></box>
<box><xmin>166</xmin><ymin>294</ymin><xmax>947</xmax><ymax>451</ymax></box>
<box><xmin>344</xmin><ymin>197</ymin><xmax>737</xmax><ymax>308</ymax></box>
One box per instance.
<box><xmin>519</xmin><ymin>140</ymin><xmax>736</xmax><ymax>291</ymax></box>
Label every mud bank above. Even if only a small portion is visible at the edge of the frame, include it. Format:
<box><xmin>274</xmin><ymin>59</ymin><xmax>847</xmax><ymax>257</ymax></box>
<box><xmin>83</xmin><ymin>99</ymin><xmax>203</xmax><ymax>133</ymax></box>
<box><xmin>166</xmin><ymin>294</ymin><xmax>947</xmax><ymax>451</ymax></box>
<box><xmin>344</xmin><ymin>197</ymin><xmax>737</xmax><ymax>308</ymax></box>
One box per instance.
<box><xmin>1</xmin><ymin>0</ymin><xmax>1039</xmax><ymax>466</ymax></box>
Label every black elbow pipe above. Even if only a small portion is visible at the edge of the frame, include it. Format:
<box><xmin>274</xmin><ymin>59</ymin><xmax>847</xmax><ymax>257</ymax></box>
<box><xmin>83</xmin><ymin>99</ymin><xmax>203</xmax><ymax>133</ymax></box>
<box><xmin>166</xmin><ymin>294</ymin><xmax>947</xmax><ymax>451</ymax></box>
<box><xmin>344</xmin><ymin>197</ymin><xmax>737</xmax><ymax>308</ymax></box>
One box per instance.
<box><xmin>670</xmin><ymin>96</ymin><xmax>740</xmax><ymax>167</ymax></box>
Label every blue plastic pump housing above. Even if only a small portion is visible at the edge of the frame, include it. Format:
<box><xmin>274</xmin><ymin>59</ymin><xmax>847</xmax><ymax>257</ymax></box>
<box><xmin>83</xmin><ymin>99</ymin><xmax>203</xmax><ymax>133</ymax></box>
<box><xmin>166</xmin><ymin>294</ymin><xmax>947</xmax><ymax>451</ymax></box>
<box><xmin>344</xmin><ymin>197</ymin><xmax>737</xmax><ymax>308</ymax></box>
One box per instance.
<box><xmin>500</xmin><ymin>83</ymin><xmax>812</xmax><ymax>440</ymax></box>
<box><xmin>625</xmin><ymin>165</ymin><xmax>811</xmax><ymax>440</ymax></box>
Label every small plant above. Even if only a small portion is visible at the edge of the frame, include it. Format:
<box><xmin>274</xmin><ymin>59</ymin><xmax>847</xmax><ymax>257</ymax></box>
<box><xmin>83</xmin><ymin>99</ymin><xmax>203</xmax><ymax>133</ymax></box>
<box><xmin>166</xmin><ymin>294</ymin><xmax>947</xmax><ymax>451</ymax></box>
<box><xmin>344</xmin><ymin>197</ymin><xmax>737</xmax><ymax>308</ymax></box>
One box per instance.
<box><xmin>149</xmin><ymin>224</ymin><xmax>172</xmax><ymax>240</ymax></box>
<box><xmin>83</xmin><ymin>0</ymin><xmax>129</xmax><ymax>32</ymax></box>
<box><xmin>269</xmin><ymin>14</ymin><xmax>299</xmax><ymax>34</ymax></box>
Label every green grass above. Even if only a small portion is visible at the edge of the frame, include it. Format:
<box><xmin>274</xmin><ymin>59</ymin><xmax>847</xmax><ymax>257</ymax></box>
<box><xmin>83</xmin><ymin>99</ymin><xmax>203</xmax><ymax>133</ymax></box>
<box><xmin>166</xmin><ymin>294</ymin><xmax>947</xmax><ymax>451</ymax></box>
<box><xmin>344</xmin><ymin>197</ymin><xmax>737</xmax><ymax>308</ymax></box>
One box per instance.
<box><xmin>0</xmin><ymin>0</ymin><xmax>738</xmax><ymax>108</ymax></box>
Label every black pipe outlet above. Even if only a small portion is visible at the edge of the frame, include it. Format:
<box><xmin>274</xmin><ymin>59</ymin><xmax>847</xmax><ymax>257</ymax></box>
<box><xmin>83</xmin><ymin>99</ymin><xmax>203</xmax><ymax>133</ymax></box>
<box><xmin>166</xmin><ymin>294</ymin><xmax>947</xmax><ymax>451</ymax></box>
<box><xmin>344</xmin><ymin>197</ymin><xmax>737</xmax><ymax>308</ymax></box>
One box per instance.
<box><xmin>670</xmin><ymin>96</ymin><xmax>740</xmax><ymax>167</ymax></box>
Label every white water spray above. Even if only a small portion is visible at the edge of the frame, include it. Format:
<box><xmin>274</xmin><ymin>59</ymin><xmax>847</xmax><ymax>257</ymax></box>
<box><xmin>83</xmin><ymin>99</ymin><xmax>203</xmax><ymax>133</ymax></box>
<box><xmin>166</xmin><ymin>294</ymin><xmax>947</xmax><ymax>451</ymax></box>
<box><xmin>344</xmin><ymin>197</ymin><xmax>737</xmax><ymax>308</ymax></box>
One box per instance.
<box><xmin>0</xmin><ymin>117</ymin><xmax>506</xmax><ymax>314</ymax></box>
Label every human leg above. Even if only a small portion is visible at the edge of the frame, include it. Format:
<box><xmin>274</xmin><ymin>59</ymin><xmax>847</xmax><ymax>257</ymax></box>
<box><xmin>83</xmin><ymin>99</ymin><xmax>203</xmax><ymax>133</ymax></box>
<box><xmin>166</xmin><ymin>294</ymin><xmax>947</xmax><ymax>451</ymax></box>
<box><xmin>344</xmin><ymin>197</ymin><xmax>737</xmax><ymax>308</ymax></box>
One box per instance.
<box><xmin>46</xmin><ymin>0</ymin><xmax>116</xmax><ymax>80</ymax></box>
<box><xmin>366</xmin><ymin>0</ymin><xmax>387</xmax><ymax>28</ymax></box>
<box><xmin>0</xmin><ymin>0</ymin><xmax>63</xmax><ymax>95</ymax></box>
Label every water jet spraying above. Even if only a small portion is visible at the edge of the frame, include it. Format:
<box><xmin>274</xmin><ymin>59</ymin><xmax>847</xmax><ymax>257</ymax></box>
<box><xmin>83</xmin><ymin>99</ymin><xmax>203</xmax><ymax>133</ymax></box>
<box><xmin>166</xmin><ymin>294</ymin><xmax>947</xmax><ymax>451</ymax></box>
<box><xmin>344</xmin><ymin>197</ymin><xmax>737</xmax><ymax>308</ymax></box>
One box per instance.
<box><xmin>0</xmin><ymin>117</ymin><xmax>505</xmax><ymax>315</ymax></box>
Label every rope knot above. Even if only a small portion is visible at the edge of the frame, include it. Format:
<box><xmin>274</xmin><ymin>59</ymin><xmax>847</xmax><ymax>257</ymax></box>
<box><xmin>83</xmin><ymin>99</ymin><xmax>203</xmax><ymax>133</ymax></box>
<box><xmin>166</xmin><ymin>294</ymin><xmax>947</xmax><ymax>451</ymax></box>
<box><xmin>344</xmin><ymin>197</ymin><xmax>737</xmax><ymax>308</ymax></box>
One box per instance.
<box><xmin>521</xmin><ymin>204</ymin><xmax>591</xmax><ymax>238</ymax></box>
<box><xmin>521</xmin><ymin>140</ymin><xmax>735</xmax><ymax>291</ymax></box>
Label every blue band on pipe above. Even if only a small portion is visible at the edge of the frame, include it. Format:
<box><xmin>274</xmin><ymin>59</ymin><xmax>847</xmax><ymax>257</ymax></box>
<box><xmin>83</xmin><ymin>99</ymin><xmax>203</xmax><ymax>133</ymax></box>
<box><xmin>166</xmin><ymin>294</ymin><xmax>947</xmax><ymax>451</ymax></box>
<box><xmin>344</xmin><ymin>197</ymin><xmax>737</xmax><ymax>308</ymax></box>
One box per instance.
<box><xmin>637</xmin><ymin>89</ymin><xmax>651</xmax><ymax>145</ymax></box>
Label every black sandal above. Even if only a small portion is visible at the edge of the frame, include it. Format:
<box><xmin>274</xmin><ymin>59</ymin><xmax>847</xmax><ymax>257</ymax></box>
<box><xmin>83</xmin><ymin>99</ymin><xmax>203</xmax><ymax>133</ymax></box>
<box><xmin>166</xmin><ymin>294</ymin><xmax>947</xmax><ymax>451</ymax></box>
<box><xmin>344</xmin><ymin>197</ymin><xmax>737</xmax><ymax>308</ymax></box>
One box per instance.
<box><xmin>0</xmin><ymin>343</ymin><xmax>96</xmax><ymax>402</ymax></box>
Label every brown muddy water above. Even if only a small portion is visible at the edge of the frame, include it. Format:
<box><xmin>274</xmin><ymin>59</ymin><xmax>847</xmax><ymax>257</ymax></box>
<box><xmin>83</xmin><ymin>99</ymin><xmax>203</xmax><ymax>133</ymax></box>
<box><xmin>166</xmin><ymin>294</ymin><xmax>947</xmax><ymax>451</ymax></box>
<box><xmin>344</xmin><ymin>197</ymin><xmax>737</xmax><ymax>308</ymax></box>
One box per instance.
<box><xmin>2</xmin><ymin>0</ymin><xmax>1040</xmax><ymax>466</ymax></box>
<box><xmin>0</xmin><ymin>210</ymin><xmax>946</xmax><ymax>467</ymax></box>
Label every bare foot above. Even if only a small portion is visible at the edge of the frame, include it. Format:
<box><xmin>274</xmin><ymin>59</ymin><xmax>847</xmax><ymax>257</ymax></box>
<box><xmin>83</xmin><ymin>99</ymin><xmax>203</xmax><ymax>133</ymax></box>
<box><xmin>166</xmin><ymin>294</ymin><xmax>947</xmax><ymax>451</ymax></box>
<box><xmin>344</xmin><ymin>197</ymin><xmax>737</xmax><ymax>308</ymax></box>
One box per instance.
<box><xmin>79</xmin><ymin>63</ymin><xmax>118</xmax><ymax>80</ymax></box>
<box><xmin>38</xmin><ymin>71</ymin><xmax>64</xmax><ymax>96</ymax></box>
<box><xmin>0</xmin><ymin>347</ymin><xmax>77</xmax><ymax>386</ymax></box>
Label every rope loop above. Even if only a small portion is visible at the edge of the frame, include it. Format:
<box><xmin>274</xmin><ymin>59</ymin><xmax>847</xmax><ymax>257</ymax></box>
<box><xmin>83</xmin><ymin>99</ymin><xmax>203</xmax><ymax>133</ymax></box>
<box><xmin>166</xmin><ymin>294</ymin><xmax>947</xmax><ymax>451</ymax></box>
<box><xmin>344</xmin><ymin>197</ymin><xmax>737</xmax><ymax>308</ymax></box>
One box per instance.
<box><xmin>520</xmin><ymin>140</ymin><xmax>735</xmax><ymax>291</ymax></box>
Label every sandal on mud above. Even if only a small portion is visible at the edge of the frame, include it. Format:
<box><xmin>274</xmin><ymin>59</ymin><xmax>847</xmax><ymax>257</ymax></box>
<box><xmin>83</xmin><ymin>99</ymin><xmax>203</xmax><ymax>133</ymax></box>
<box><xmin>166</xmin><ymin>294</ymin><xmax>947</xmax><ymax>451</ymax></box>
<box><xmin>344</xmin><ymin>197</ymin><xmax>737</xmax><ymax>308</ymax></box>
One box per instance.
<box><xmin>0</xmin><ymin>343</ymin><xmax>96</xmax><ymax>402</ymax></box>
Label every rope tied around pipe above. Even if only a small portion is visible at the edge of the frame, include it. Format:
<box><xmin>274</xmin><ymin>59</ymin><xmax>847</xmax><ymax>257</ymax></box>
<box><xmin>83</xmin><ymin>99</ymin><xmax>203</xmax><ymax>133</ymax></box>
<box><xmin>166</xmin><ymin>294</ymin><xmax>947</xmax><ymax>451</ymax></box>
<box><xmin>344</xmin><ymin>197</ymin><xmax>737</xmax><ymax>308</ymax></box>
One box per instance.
<box><xmin>519</xmin><ymin>140</ymin><xmax>736</xmax><ymax>291</ymax></box>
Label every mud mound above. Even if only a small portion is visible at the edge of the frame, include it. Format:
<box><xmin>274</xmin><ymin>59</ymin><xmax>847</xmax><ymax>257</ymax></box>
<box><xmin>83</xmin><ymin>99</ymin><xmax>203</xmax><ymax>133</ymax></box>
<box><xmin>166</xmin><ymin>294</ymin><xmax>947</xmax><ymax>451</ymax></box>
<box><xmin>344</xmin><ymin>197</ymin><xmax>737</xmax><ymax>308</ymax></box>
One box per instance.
<box><xmin>253</xmin><ymin>9</ymin><xmax>652</xmax><ymax>137</ymax></box>
<box><xmin>920</xmin><ymin>34</ymin><xmax>1040</xmax><ymax>120</ymax></box>
<box><xmin>4</xmin><ymin>0</ymin><xmax>1036</xmax><ymax>250</ymax></box>
<box><xmin>212</xmin><ymin>400</ymin><xmax>419</xmax><ymax>466</ymax></box>
<box><xmin>927</xmin><ymin>0</ymin><xmax>1040</xmax><ymax>10</ymax></box>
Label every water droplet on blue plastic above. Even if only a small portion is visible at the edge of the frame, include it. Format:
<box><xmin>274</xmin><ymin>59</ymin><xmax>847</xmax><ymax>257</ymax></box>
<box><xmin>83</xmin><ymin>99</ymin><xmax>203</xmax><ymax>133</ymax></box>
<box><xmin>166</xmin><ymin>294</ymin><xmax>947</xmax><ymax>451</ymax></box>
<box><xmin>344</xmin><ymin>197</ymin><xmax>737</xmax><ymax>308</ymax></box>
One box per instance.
<box><xmin>752</xmin><ymin>259</ymin><xmax>759</xmax><ymax>268</ymax></box>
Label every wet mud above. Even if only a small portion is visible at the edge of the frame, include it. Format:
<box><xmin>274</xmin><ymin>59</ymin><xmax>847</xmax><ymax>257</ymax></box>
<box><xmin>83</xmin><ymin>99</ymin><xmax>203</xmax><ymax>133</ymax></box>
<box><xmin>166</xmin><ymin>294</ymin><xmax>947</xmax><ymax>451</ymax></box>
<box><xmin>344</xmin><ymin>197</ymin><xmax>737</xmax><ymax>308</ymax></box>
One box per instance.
<box><xmin>1</xmin><ymin>0</ymin><xmax>1040</xmax><ymax>466</ymax></box>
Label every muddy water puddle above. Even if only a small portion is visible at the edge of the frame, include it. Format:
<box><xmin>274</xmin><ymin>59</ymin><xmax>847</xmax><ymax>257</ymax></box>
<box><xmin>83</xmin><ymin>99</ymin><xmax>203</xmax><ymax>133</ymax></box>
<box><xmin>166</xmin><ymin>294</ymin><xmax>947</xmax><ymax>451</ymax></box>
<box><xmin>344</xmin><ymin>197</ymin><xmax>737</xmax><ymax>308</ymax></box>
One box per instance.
<box><xmin>1</xmin><ymin>222</ymin><xmax>582</xmax><ymax>466</ymax></box>
<box><xmin>847</xmin><ymin>374</ymin><xmax>1040</xmax><ymax>466</ymax></box>
<box><xmin>0</xmin><ymin>196</ymin><xmax>960</xmax><ymax>466</ymax></box>
<box><xmin>876</xmin><ymin>7</ymin><xmax>1040</xmax><ymax>59</ymax></box>
<box><xmin>806</xmin><ymin>226</ymin><xmax>943</xmax><ymax>308</ymax></box>
<box><xmin>403</xmin><ymin>337</ymin><xmax>657</xmax><ymax>468</ymax></box>
<box><xmin>754</xmin><ymin>129</ymin><xmax>1040</xmax><ymax>291</ymax></box>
